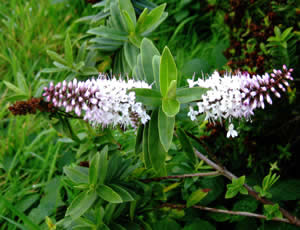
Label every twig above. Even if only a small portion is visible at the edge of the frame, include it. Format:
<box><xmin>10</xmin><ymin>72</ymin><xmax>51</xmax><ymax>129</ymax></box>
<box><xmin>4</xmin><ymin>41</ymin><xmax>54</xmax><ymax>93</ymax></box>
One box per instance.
<box><xmin>141</xmin><ymin>171</ymin><xmax>220</xmax><ymax>183</ymax></box>
<box><xmin>160</xmin><ymin>203</ymin><xmax>290</xmax><ymax>224</ymax></box>
<box><xmin>193</xmin><ymin>148</ymin><xmax>300</xmax><ymax>226</ymax></box>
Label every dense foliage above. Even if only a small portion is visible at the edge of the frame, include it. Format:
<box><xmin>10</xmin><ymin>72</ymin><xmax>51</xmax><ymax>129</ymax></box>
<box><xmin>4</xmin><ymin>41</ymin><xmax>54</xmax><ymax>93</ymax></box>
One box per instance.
<box><xmin>1</xmin><ymin>0</ymin><xmax>300</xmax><ymax>229</ymax></box>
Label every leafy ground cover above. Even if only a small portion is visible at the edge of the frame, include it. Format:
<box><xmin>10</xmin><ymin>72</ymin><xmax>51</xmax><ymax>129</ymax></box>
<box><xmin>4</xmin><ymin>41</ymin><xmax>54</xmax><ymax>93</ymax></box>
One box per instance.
<box><xmin>1</xmin><ymin>0</ymin><xmax>299</xmax><ymax>229</ymax></box>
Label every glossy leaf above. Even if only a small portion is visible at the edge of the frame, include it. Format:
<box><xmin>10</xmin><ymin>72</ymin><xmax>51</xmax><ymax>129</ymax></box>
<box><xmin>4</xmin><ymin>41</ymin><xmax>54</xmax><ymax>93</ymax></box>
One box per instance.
<box><xmin>160</xmin><ymin>47</ymin><xmax>177</xmax><ymax>97</ymax></box>
<box><xmin>176</xmin><ymin>87</ymin><xmax>209</xmax><ymax>104</ymax></box>
<box><xmin>98</xmin><ymin>145</ymin><xmax>109</xmax><ymax>185</ymax></box>
<box><xmin>152</xmin><ymin>55</ymin><xmax>160</xmax><ymax>89</ymax></box>
<box><xmin>89</xmin><ymin>152</ymin><xmax>100</xmax><ymax>185</ymax></box>
<box><xmin>142</xmin><ymin>122</ymin><xmax>151</xmax><ymax>168</ymax></box>
<box><xmin>187</xmin><ymin>189</ymin><xmax>209</xmax><ymax>208</ymax></box>
<box><xmin>148</xmin><ymin>110</ymin><xmax>167</xmax><ymax>175</ymax></box>
<box><xmin>110</xmin><ymin>184</ymin><xmax>134</xmax><ymax>202</ymax></box>
<box><xmin>66</xmin><ymin>190</ymin><xmax>97</xmax><ymax>219</ymax></box>
<box><xmin>162</xmin><ymin>98</ymin><xmax>180</xmax><ymax>117</ymax></box>
<box><xmin>87</xmin><ymin>26</ymin><xmax>128</xmax><ymax>41</ymax></box>
<box><xmin>97</xmin><ymin>184</ymin><xmax>123</xmax><ymax>203</ymax></box>
<box><xmin>64</xmin><ymin>166</ymin><xmax>88</xmax><ymax>184</ymax></box>
<box><xmin>130</xmin><ymin>88</ymin><xmax>162</xmax><ymax>107</ymax></box>
<box><xmin>176</xmin><ymin>128</ymin><xmax>196</xmax><ymax>163</ymax></box>
<box><xmin>136</xmin><ymin>4</ymin><xmax>166</xmax><ymax>34</ymax></box>
<box><xmin>119</xmin><ymin>0</ymin><xmax>136</xmax><ymax>25</ymax></box>
<box><xmin>135</xmin><ymin>125</ymin><xmax>144</xmax><ymax>155</ymax></box>
<box><xmin>122</xmin><ymin>10</ymin><xmax>135</xmax><ymax>32</ymax></box>
<box><xmin>110</xmin><ymin>2</ymin><xmax>127</xmax><ymax>32</ymax></box>
<box><xmin>124</xmin><ymin>42</ymin><xmax>139</xmax><ymax>69</ymax></box>
<box><xmin>166</xmin><ymin>80</ymin><xmax>177</xmax><ymax>100</ymax></box>
<box><xmin>158</xmin><ymin>107</ymin><xmax>175</xmax><ymax>152</ymax></box>
<box><xmin>141</xmin><ymin>38</ymin><xmax>160</xmax><ymax>84</ymax></box>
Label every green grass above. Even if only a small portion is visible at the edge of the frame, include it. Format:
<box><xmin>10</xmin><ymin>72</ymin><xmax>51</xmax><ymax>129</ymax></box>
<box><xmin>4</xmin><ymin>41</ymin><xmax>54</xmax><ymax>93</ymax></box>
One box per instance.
<box><xmin>0</xmin><ymin>1</ymin><xmax>96</xmax><ymax>229</ymax></box>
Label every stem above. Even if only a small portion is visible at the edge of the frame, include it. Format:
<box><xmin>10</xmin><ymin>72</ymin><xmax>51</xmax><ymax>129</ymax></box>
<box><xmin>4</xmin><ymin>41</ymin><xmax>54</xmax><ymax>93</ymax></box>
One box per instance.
<box><xmin>193</xmin><ymin>148</ymin><xmax>300</xmax><ymax>226</ymax></box>
<box><xmin>160</xmin><ymin>203</ymin><xmax>290</xmax><ymax>224</ymax></box>
<box><xmin>141</xmin><ymin>171</ymin><xmax>220</xmax><ymax>182</ymax></box>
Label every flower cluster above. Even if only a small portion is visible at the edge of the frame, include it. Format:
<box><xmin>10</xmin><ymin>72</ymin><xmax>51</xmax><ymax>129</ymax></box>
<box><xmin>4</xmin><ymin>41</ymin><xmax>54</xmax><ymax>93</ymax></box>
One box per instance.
<box><xmin>42</xmin><ymin>73</ymin><xmax>151</xmax><ymax>128</ymax></box>
<box><xmin>187</xmin><ymin>65</ymin><xmax>293</xmax><ymax>138</ymax></box>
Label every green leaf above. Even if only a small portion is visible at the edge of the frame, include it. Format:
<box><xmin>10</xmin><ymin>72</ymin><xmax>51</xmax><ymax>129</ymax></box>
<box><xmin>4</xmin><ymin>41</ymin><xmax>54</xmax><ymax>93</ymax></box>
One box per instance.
<box><xmin>269</xmin><ymin>179</ymin><xmax>300</xmax><ymax>201</ymax></box>
<box><xmin>119</xmin><ymin>0</ymin><xmax>136</xmax><ymax>25</ymax></box>
<box><xmin>158</xmin><ymin>107</ymin><xmax>175</xmax><ymax>152</ymax></box>
<box><xmin>135</xmin><ymin>125</ymin><xmax>144</xmax><ymax>155</ymax></box>
<box><xmin>66</xmin><ymin>190</ymin><xmax>97</xmax><ymax>219</ymax></box>
<box><xmin>124</xmin><ymin>42</ymin><xmax>139</xmax><ymax>69</ymax></box>
<box><xmin>89</xmin><ymin>152</ymin><xmax>100</xmax><ymax>185</ymax></box>
<box><xmin>0</xmin><ymin>195</ymin><xmax>40</xmax><ymax>230</ymax></box>
<box><xmin>41</xmin><ymin>67</ymin><xmax>65</xmax><ymax>73</ymax></box>
<box><xmin>225</xmin><ymin>176</ymin><xmax>247</xmax><ymax>199</ymax></box>
<box><xmin>176</xmin><ymin>87</ymin><xmax>209</xmax><ymax>104</ymax></box>
<box><xmin>166</xmin><ymin>80</ymin><xmax>177</xmax><ymax>100</ymax></box>
<box><xmin>64</xmin><ymin>166</ymin><xmax>88</xmax><ymax>184</ymax></box>
<box><xmin>183</xmin><ymin>219</ymin><xmax>216</xmax><ymax>230</ymax></box>
<box><xmin>162</xmin><ymin>98</ymin><xmax>180</xmax><ymax>117</ymax></box>
<box><xmin>110</xmin><ymin>184</ymin><xmax>134</xmax><ymax>202</ymax></box>
<box><xmin>136</xmin><ymin>4</ymin><xmax>166</xmax><ymax>34</ymax></box>
<box><xmin>160</xmin><ymin>47</ymin><xmax>177</xmax><ymax>97</ymax></box>
<box><xmin>97</xmin><ymin>184</ymin><xmax>123</xmax><ymax>203</ymax></box>
<box><xmin>64</xmin><ymin>33</ymin><xmax>73</xmax><ymax>65</ymax></box>
<box><xmin>141</xmin><ymin>38</ymin><xmax>160</xmax><ymax>84</ymax></box>
<box><xmin>142</xmin><ymin>122</ymin><xmax>151</xmax><ymax>168</ymax></box>
<box><xmin>3</xmin><ymin>80</ymin><xmax>26</xmax><ymax>95</ymax></box>
<box><xmin>46</xmin><ymin>50</ymin><xmax>68</xmax><ymax>66</ymax></box>
<box><xmin>148</xmin><ymin>110</ymin><xmax>167</xmax><ymax>175</ymax></box>
<box><xmin>80</xmin><ymin>66</ymin><xmax>99</xmax><ymax>76</ymax></box>
<box><xmin>16</xmin><ymin>72</ymin><xmax>29</xmax><ymax>94</ymax></box>
<box><xmin>264</xmin><ymin>204</ymin><xmax>282</xmax><ymax>220</ymax></box>
<box><xmin>130</xmin><ymin>88</ymin><xmax>162</xmax><ymax>107</ymax></box>
<box><xmin>122</xmin><ymin>10</ymin><xmax>135</xmax><ymax>32</ymax></box>
<box><xmin>99</xmin><ymin>145</ymin><xmax>109</xmax><ymax>185</ymax></box>
<box><xmin>187</xmin><ymin>189</ymin><xmax>209</xmax><ymax>208</ymax></box>
<box><xmin>87</xmin><ymin>26</ymin><xmax>128</xmax><ymax>41</ymax></box>
<box><xmin>135</xmin><ymin>8</ymin><xmax>149</xmax><ymax>33</ymax></box>
<box><xmin>152</xmin><ymin>55</ymin><xmax>160</xmax><ymax>89</ymax></box>
<box><xmin>231</xmin><ymin>197</ymin><xmax>258</xmax><ymax>222</ymax></box>
<box><xmin>176</xmin><ymin>128</ymin><xmax>196</xmax><ymax>163</ymax></box>
<box><xmin>110</xmin><ymin>2</ymin><xmax>127</xmax><ymax>32</ymax></box>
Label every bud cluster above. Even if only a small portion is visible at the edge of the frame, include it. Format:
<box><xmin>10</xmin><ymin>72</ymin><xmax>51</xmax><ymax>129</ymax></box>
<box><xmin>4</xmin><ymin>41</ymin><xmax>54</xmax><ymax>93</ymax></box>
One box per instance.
<box><xmin>187</xmin><ymin>65</ymin><xmax>293</xmax><ymax>138</ymax></box>
<box><xmin>42</xmin><ymin>74</ymin><xmax>151</xmax><ymax>128</ymax></box>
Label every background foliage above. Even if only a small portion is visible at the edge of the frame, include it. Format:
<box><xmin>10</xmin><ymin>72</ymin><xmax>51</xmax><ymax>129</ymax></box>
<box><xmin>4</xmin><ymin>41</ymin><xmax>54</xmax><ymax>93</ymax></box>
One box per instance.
<box><xmin>0</xmin><ymin>0</ymin><xmax>300</xmax><ymax>229</ymax></box>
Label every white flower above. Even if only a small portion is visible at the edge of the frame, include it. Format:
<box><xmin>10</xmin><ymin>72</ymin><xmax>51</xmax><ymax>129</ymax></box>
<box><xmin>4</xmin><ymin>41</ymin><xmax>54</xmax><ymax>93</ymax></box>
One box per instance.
<box><xmin>227</xmin><ymin>124</ymin><xmax>238</xmax><ymax>138</ymax></box>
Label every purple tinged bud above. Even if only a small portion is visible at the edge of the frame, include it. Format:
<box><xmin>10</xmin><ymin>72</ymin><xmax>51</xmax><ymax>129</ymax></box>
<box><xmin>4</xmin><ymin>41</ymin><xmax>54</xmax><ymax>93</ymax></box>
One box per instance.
<box><xmin>58</xmin><ymin>101</ymin><xmax>62</xmax><ymax>107</ymax></box>
<box><xmin>90</xmin><ymin>98</ymin><xmax>98</xmax><ymax>104</ymax></box>
<box><xmin>261</xmin><ymin>101</ymin><xmax>265</xmax><ymax>109</ymax></box>
<box><xmin>63</xmin><ymin>80</ymin><xmax>67</xmax><ymax>87</ymax></box>
<box><xmin>282</xmin><ymin>80</ymin><xmax>289</xmax><ymax>87</ymax></box>
<box><xmin>270</xmin><ymin>79</ymin><xmax>275</xmax><ymax>84</ymax></box>
<box><xmin>261</xmin><ymin>86</ymin><xmax>267</xmax><ymax>91</ymax></box>
<box><xmin>67</xmin><ymin>93</ymin><xmax>72</xmax><ymax>98</ymax></box>
<box><xmin>260</xmin><ymin>94</ymin><xmax>264</xmax><ymax>102</ymax></box>
<box><xmin>56</xmin><ymin>82</ymin><xmax>62</xmax><ymax>88</ymax></box>
<box><xmin>63</xmin><ymin>101</ymin><xmax>67</xmax><ymax>107</ymax></box>
<box><xmin>250</xmin><ymin>91</ymin><xmax>257</xmax><ymax>97</ymax></box>
<box><xmin>275</xmin><ymin>92</ymin><xmax>281</xmax><ymax>98</ymax></box>
<box><xmin>289</xmin><ymin>68</ymin><xmax>293</xmax><ymax>72</ymax></box>
<box><xmin>43</xmin><ymin>87</ymin><xmax>48</xmax><ymax>91</ymax></box>
<box><xmin>283</xmin><ymin>65</ymin><xmax>287</xmax><ymax>70</ymax></box>
<box><xmin>78</xmin><ymin>97</ymin><xmax>83</xmax><ymax>102</ymax></box>
<box><xmin>68</xmin><ymin>81</ymin><xmax>72</xmax><ymax>89</ymax></box>
<box><xmin>75</xmin><ymin>105</ymin><xmax>81</xmax><ymax>116</ymax></box>
<box><xmin>73</xmin><ymin>78</ymin><xmax>77</xmax><ymax>87</ymax></box>
<box><xmin>54</xmin><ymin>92</ymin><xmax>59</xmax><ymax>96</ymax></box>
<box><xmin>278</xmin><ymin>70</ymin><xmax>282</xmax><ymax>74</ymax></box>
<box><xmin>271</xmin><ymin>73</ymin><xmax>275</xmax><ymax>78</ymax></box>
<box><xmin>42</xmin><ymin>92</ymin><xmax>48</xmax><ymax>97</ymax></box>
<box><xmin>251</xmin><ymin>99</ymin><xmax>257</xmax><ymax>109</ymax></box>
<box><xmin>84</xmin><ymin>91</ymin><xmax>91</xmax><ymax>98</ymax></box>
<box><xmin>49</xmin><ymin>82</ymin><xmax>54</xmax><ymax>87</ymax></box>
<box><xmin>271</xmin><ymin>87</ymin><xmax>275</xmax><ymax>92</ymax></box>
<box><xmin>266</xmin><ymin>94</ymin><xmax>272</xmax><ymax>104</ymax></box>
<box><xmin>71</xmin><ymin>99</ymin><xmax>76</xmax><ymax>106</ymax></box>
<box><xmin>47</xmin><ymin>96</ymin><xmax>51</xmax><ymax>102</ymax></box>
